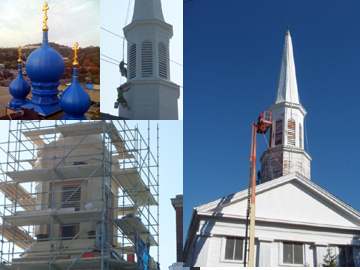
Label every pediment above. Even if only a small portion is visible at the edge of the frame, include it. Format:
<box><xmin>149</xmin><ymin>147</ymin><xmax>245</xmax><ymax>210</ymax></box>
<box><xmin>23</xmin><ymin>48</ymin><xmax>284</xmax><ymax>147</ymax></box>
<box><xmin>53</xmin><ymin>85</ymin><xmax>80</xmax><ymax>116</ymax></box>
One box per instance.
<box><xmin>198</xmin><ymin>174</ymin><xmax>360</xmax><ymax>229</ymax></box>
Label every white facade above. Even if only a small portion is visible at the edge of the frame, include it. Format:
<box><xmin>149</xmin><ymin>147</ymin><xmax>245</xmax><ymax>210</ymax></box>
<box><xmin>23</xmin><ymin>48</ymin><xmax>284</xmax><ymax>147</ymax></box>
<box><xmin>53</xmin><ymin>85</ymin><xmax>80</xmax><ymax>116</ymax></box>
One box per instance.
<box><xmin>119</xmin><ymin>0</ymin><xmax>180</xmax><ymax>120</ymax></box>
<box><xmin>184</xmin><ymin>173</ymin><xmax>360</xmax><ymax>267</ymax></box>
<box><xmin>184</xmin><ymin>31</ymin><xmax>360</xmax><ymax>267</ymax></box>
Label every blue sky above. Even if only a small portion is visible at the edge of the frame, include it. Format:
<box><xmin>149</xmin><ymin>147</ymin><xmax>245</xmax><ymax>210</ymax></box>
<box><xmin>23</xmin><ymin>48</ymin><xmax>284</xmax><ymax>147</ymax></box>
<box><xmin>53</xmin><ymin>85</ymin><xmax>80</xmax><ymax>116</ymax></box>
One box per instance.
<box><xmin>100</xmin><ymin>0</ymin><xmax>183</xmax><ymax>118</ymax></box>
<box><xmin>0</xmin><ymin>120</ymin><xmax>182</xmax><ymax>269</ymax></box>
<box><xmin>0</xmin><ymin>0</ymin><xmax>99</xmax><ymax>47</ymax></box>
<box><xmin>184</xmin><ymin>0</ymin><xmax>360</xmax><ymax>232</ymax></box>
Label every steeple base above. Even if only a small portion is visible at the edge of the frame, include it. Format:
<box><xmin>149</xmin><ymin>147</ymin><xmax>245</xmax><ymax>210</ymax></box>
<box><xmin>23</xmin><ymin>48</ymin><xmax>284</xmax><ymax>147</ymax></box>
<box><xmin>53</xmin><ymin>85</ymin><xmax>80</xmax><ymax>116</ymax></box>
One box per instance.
<box><xmin>22</xmin><ymin>83</ymin><xmax>61</xmax><ymax>117</ymax></box>
<box><xmin>260</xmin><ymin>146</ymin><xmax>311</xmax><ymax>183</ymax></box>
<box><xmin>118</xmin><ymin>79</ymin><xmax>179</xmax><ymax>120</ymax></box>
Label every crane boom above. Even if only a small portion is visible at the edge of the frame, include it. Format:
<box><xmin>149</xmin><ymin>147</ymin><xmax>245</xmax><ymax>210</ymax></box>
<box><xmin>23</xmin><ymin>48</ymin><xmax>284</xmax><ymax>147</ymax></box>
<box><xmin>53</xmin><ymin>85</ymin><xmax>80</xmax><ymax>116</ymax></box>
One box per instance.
<box><xmin>244</xmin><ymin>112</ymin><xmax>272</xmax><ymax>267</ymax></box>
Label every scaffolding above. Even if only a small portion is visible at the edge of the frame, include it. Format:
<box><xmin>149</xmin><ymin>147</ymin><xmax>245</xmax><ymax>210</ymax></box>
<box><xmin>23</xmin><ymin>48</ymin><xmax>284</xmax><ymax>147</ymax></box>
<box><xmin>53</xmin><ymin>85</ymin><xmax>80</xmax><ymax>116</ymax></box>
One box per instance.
<box><xmin>0</xmin><ymin>120</ymin><xmax>160</xmax><ymax>270</ymax></box>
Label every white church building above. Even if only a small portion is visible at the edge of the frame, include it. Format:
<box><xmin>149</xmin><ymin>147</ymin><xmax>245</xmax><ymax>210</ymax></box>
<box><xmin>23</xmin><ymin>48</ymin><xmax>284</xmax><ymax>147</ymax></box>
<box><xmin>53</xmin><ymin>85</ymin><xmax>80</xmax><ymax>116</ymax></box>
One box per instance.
<box><xmin>118</xmin><ymin>0</ymin><xmax>180</xmax><ymax>120</ymax></box>
<box><xmin>183</xmin><ymin>31</ymin><xmax>360</xmax><ymax>267</ymax></box>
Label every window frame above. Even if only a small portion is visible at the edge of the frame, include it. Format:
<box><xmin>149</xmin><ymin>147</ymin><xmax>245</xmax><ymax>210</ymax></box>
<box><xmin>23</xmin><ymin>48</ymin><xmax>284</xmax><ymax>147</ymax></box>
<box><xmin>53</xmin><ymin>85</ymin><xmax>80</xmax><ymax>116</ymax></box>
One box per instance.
<box><xmin>61</xmin><ymin>183</ymin><xmax>81</xmax><ymax>211</ymax></box>
<box><xmin>60</xmin><ymin>223</ymin><xmax>80</xmax><ymax>240</ymax></box>
<box><xmin>221</xmin><ymin>236</ymin><xmax>245</xmax><ymax>264</ymax></box>
<box><xmin>280</xmin><ymin>241</ymin><xmax>305</xmax><ymax>266</ymax></box>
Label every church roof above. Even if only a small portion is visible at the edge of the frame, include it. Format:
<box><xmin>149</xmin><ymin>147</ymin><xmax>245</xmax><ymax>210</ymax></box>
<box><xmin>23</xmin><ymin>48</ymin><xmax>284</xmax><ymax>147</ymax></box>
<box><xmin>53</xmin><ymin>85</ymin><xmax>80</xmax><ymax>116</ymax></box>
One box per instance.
<box><xmin>195</xmin><ymin>172</ymin><xmax>360</xmax><ymax>228</ymax></box>
<box><xmin>276</xmin><ymin>31</ymin><xmax>300</xmax><ymax>104</ymax></box>
<box><xmin>132</xmin><ymin>0</ymin><xmax>165</xmax><ymax>22</ymax></box>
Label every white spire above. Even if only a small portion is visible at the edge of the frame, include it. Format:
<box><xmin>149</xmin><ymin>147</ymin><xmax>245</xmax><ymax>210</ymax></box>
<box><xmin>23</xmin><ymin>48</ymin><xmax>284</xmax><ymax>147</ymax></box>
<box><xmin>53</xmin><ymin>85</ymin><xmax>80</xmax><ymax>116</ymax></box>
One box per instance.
<box><xmin>132</xmin><ymin>0</ymin><xmax>165</xmax><ymax>22</ymax></box>
<box><xmin>276</xmin><ymin>31</ymin><xmax>300</xmax><ymax>104</ymax></box>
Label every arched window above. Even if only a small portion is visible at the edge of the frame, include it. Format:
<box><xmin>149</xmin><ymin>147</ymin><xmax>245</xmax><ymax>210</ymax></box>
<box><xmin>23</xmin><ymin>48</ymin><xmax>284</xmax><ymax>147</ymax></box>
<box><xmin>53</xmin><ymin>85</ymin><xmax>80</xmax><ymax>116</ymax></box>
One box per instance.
<box><xmin>141</xmin><ymin>41</ymin><xmax>153</xmax><ymax>77</ymax></box>
<box><xmin>275</xmin><ymin>119</ymin><xmax>283</xmax><ymax>145</ymax></box>
<box><xmin>158</xmin><ymin>42</ymin><xmax>168</xmax><ymax>79</ymax></box>
<box><xmin>128</xmin><ymin>44</ymin><xmax>136</xmax><ymax>79</ymax></box>
<box><xmin>287</xmin><ymin>119</ymin><xmax>296</xmax><ymax>146</ymax></box>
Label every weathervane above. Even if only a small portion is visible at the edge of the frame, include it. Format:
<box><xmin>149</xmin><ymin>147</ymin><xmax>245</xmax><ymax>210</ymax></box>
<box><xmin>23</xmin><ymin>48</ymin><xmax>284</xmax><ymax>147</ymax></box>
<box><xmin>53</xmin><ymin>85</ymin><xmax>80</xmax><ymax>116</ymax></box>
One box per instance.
<box><xmin>17</xmin><ymin>46</ymin><xmax>22</xmax><ymax>64</ymax></box>
<box><xmin>42</xmin><ymin>1</ymin><xmax>49</xmax><ymax>31</ymax></box>
<box><xmin>72</xmin><ymin>42</ymin><xmax>79</xmax><ymax>66</ymax></box>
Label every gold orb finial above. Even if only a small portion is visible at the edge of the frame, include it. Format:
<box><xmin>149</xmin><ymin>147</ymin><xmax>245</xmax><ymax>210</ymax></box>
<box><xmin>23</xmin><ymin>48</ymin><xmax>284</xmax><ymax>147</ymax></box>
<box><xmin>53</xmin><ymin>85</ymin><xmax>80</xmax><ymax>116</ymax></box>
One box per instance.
<box><xmin>42</xmin><ymin>1</ymin><xmax>49</xmax><ymax>32</ymax></box>
<box><xmin>17</xmin><ymin>46</ymin><xmax>22</xmax><ymax>64</ymax></box>
<box><xmin>72</xmin><ymin>42</ymin><xmax>80</xmax><ymax>66</ymax></box>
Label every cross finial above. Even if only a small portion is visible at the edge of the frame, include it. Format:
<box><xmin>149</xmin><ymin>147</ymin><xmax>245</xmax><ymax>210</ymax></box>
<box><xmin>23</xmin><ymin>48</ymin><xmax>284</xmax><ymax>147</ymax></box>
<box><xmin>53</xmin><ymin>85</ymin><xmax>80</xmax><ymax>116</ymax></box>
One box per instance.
<box><xmin>42</xmin><ymin>1</ymin><xmax>49</xmax><ymax>31</ymax></box>
<box><xmin>72</xmin><ymin>42</ymin><xmax>80</xmax><ymax>66</ymax></box>
<box><xmin>17</xmin><ymin>46</ymin><xmax>22</xmax><ymax>64</ymax></box>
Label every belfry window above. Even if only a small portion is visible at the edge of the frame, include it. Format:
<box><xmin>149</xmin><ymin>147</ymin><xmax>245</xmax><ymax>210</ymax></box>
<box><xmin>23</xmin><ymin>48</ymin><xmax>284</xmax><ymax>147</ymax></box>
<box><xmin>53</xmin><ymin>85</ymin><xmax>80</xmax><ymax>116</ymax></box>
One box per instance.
<box><xmin>287</xmin><ymin>119</ymin><xmax>296</xmax><ymax>146</ymax></box>
<box><xmin>60</xmin><ymin>224</ymin><xmax>79</xmax><ymax>240</ymax></box>
<box><xmin>158</xmin><ymin>42</ymin><xmax>168</xmax><ymax>79</ymax></box>
<box><xmin>141</xmin><ymin>41</ymin><xmax>153</xmax><ymax>77</ymax></box>
<box><xmin>275</xmin><ymin>120</ymin><xmax>283</xmax><ymax>145</ymax></box>
<box><xmin>128</xmin><ymin>44</ymin><xmax>137</xmax><ymax>79</ymax></box>
<box><xmin>61</xmin><ymin>184</ymin><xmax>81</xmax><ymax>211</ymax></box>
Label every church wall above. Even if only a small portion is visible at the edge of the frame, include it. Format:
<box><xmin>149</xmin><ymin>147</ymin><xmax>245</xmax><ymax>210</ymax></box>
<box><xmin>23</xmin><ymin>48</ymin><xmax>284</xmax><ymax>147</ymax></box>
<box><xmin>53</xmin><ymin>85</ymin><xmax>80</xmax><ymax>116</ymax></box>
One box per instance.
<box><xmin>258</xmin><ymin>240</ymin><xmax>272</xmax><ymax>266</ymax></box>
<box><xmin>187</xmin><ymin>216</ymin><xmax>360</xmax><ymax>267</ymax></box>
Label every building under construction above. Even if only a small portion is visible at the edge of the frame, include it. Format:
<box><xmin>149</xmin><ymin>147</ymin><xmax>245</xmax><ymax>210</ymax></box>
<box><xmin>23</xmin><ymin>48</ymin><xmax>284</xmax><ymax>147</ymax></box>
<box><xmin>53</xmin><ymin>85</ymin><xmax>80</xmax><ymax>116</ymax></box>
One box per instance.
<box><xmin>0</xmin><ymin>120</ymin><xmax>159</xmax><ymax>270</ymax></box>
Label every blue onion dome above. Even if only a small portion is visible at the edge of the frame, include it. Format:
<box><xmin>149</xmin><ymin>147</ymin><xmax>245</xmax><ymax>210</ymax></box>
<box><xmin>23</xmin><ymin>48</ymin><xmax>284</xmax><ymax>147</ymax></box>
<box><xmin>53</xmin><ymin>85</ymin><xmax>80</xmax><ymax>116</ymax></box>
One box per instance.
<box><xmin>9</xmin><ymin>47</ymin><xmax>31</xmax><ymax>109</ymax></box>
<box><xmin>25</xmin><ymin>31</ymin><xmax>64</xmax><ymax>83</ymax></box>
<box><xmin>60</xmin><ymin>42</ymin><xmax>91</xmax><ymax>120</ymax></box>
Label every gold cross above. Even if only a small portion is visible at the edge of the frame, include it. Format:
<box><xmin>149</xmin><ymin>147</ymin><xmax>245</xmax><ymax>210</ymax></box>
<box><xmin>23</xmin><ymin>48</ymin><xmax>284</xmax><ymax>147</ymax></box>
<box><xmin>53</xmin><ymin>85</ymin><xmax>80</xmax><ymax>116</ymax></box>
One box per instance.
<box><xmin>42</xmin><ymin>1</ymin><xmax>49</xmax><ymax>31</ymax></box>
<box><xmin>17</xmin><ymin>47</ymin><xmax>22</xmax><ymax>64</ymax></box>
<box><xmin>72</xmin><ymin>42</ymin><xmax>80</xmax><ymax>66</ymax></box>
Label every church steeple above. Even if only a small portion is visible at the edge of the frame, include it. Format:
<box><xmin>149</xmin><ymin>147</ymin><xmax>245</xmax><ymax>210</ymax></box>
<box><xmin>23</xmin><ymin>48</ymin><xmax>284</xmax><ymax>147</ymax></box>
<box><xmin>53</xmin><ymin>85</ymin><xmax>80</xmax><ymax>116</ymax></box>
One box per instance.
<box><xmin>118</xmin><ymin>0</ymin><xmax>179</xmax><ymax>119</ymax></box>
<box><xmin>276</xmin><ymin>31</ymin><xmax>300</xmax><ymax>104</ymax></box>
<box><xmin>260</xmin><ymin>31</ymin><xmax>311</xmax><ymax>183</ymax></box>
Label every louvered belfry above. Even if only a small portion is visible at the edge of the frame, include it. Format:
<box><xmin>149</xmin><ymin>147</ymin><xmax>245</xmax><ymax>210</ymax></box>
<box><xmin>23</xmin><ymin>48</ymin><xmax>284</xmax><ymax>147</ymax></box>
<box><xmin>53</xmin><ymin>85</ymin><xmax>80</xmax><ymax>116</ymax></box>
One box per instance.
<box><xmin>118</xmin><ymin>0</ymin><xmax>180</xmax><ymax>120</ymax></box>
<box><xmin>260</xmin><ymin>31</ymin><xmax>311</xmax><ymax>183</ymax></box>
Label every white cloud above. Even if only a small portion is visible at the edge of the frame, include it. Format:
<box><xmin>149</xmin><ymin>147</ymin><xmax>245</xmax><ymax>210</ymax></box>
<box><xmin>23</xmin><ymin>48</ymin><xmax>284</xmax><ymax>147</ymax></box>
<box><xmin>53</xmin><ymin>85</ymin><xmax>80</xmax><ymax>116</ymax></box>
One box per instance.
<box><xmin>0</xmin><ymin>0</ymin><xmax>99</xmax><ymax>48</ymax></box>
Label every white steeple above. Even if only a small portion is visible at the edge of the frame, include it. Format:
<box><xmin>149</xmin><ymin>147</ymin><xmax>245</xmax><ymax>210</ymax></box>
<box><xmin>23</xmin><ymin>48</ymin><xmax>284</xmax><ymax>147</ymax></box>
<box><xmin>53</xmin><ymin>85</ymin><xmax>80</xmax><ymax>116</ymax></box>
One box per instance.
<box><xmin>260</xmin><ymin>31</ymin><xmax>311</xmax><ymax>183</ymax></box>
<box><xmin>132</xmin><ymin>0</ymin><xmax>165</xmax><ymax>22</ymax></box>
<box><xmin>276</xmin><ymin>31</ymin><xmax>300</xmax><ymax>104</ymax></box>
<box><xmin>118</xmin><ymin>0</ymin><xmax>179</xmax><ymax>120</ymax></box>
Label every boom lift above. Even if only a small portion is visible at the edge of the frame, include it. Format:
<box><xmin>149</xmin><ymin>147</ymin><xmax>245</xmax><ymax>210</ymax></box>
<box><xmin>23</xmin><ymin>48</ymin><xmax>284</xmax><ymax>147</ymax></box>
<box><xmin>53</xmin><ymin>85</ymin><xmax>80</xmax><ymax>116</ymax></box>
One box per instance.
<box><xmin>243</xmin><ymin>111</ymin><xmax>272</xmax><ymax>267</ymax></box>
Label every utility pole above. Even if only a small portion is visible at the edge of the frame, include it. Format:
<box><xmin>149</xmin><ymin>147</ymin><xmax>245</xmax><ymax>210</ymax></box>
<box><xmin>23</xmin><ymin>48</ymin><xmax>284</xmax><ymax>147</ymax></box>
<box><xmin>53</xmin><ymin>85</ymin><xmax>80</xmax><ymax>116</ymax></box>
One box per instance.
<box><xmin>244</xmin><ymin>112</ymin><xmax>272</xmax><ymax>267</ymax></box>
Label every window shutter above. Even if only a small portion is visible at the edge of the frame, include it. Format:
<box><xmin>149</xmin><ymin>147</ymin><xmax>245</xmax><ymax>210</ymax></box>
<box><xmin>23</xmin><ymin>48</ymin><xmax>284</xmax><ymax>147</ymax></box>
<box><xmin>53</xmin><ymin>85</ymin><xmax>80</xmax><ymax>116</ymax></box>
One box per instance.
<box><xmin>142</xmin><ymin>41</ymin><xmax>153</xmax><ymax>77</ymax></box>
<box><xmin>128</xmin><ymin>44</ymin><xmax>137</xmax><ymax>79</ymax></box>
<box><xmin>158</xmin><ymin>43</ymin><xmax>168</xmax><ymax>79</ymax></box>
<box><xmin>287</xmin><ymin>119</ymin><xmax>296</xmax><ymax>146</ymax></box>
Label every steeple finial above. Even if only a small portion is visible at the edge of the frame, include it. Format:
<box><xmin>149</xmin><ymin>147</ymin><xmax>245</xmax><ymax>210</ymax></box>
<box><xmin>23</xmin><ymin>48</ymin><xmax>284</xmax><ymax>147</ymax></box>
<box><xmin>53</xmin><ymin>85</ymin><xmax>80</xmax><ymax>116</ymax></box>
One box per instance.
<box><xmin>42</xmin><ymin>1</ymin><xmax>49</xmax><ymax>32</ymax></box>
<box><xmin>276</xmin><ymin>30</ymin><xmax>300</xmax><ymax>104</ymax></box>
<box><xmin>72</xmin><ymin>42</ymin><xmax>79</xmax><ymax>66</ymax></box>
<box><xmin>17</xmin><ymin>47</ymin><xmax>22</xmax><ymax>64</ymax></box>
